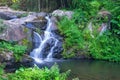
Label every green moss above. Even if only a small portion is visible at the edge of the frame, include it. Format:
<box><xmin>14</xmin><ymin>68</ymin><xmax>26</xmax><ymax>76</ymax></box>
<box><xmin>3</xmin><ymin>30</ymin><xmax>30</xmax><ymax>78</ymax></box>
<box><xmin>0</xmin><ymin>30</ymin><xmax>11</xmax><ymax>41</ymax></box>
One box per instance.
<box><xmin>17</xmin><ymin>13</ymin><xmax>28</xmax><ymax>18</ymax></box>
<box><xmin>0</xmin><ymin>19</ymin><xmax>7</xmax><ymax>34</ymax></box>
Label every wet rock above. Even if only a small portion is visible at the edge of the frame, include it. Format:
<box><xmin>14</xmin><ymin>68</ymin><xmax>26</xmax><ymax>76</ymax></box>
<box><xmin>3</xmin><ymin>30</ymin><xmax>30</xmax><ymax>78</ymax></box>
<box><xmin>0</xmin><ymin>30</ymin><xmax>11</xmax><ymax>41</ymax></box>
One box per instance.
<box><xmin>27</xmin><ymin>21</ymin><xmax>47</xmax><ymax>30</ymax></box>
<box><xmin>4</xmin><ymin>54</ymin><xmax>34</xmax><ymax>73</ymax></box>
<box><xmin>53</xmin><ymin>41</ymin><xmax>63</xmax><ymax>59</ymax></box>
<box><xmin>52</xmin><ymin>10</ymin><xmax>74</xmax><ymax>19</ymax></box>
<box><xmin>20</xmin><ymin>54</ymin><xmax>33</xmax><ymax>63</ymax></box>
<box><xmin>49</xmin><ymin>16</ymin><xmax>58</xmax><ymax>31</ymax></box>
<box><xmin>25</xmin><ymin>12</ymin><xmax>48</xmax><ymax>30</ymax></box>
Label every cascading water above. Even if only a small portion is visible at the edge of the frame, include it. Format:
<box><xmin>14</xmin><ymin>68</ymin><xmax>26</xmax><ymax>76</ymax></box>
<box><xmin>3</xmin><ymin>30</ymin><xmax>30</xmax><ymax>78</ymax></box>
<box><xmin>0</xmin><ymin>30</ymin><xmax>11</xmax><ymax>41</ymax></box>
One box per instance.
<box><xmin>30</xmin><ymin>16</ymin><xmax>59</xmax><ymax>63</ymax></box>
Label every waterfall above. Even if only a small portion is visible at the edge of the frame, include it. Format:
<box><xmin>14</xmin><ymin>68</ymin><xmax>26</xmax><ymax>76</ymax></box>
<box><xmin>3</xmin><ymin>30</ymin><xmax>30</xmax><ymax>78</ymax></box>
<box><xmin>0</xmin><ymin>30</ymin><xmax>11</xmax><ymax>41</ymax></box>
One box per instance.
<box><xmin>30</xmin><ymin>16</ymin><xmax>59</xmax><ymax>63</ymax></box>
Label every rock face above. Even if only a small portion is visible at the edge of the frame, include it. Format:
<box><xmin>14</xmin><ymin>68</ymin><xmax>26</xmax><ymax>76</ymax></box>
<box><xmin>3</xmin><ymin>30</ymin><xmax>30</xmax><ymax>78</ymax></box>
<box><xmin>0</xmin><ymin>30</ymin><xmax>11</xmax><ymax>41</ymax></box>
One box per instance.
<box><xmin>0</xmin><ymin>11</ymin><xmax>48</xmax><ymax>41</ymax></box>
<box><xmin>25</xmin><ymin>12</ymin><xmax>47</xmax><ymax>30</ymax></box>
<box><xmin>52</xmin><ymin>9</ymin><xmax>74</xmax><ymax>19</ymax></box>
<box><xmin>0</xmin><ymin>21</ymin><xmax>27</xmax><ymax>41</ymax></box>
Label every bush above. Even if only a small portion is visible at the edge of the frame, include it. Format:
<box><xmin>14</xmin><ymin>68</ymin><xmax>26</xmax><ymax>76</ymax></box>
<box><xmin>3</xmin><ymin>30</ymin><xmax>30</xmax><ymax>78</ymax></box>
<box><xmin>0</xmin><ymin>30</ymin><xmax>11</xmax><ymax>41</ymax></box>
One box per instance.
<box><xmin>0</xmin><ymin>41</ymin><xmax>27</xmax><ymax>61</ymax></box>
<box><xmin>89</xmin><ymin>31</ymin><xmax>120</xmax><ymax>62</ymax></box>
<box><xmin>7</xmin><ymin>64</ymin><xmax>70</xmax><ymax>80</ymax></box>
<box><xmin>58</xmin><ymin>18</ymin><xmax>85</xmax><ymax>58</ymax></box>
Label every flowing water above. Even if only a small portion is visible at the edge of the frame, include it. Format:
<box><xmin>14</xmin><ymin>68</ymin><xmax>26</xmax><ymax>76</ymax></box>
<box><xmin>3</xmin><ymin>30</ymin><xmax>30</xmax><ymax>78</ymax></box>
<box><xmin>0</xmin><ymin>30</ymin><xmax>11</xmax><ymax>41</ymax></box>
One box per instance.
<box><xmin>30</xmin><ymin>16</ymin><xmax>59</xmax><ymax>63</ymax></box>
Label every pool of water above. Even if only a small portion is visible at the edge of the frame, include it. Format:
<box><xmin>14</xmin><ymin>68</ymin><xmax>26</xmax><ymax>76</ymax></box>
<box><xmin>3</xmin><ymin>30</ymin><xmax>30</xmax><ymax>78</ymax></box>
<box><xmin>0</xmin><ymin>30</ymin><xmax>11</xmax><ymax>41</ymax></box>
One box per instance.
<box><xmin>57</xmin><ymin>60</ymin><xmax>120</xmax><ymax>80</ymax></box>
<box><xmin>6</xmin><ymin>59</ymin><xmax>120</xmax><ymax>80</ymax></box>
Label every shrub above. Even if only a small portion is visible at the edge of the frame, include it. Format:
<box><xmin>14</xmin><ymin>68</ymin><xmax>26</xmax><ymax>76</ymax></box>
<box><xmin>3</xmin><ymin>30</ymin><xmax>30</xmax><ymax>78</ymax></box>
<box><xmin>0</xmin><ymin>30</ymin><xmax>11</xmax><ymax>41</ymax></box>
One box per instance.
<box><xmin>7</xmin><ymin>64</ymin><xmax>70</xmax><ymax>80</ymax></box>
<box><xmin>89</xmin><ymin>31</ymin><xmax>120</xmax><ymax>62</ymax></box>
<box><xmin>0</xmin><ymin>41</ymin><xmax>27</xmax><ymax>61</ymax></box>
<box><xmin>58</xmin><ymin>18</ymin><xmax>85</xmax><ymax>58</ymax></box>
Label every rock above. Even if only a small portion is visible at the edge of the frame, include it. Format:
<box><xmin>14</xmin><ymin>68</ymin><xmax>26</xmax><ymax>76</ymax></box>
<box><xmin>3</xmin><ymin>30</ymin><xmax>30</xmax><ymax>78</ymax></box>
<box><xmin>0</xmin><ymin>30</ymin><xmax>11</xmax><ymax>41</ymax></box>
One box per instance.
<box><xmin>20</xmin><ymin>54</ymin><xmax>33</xmax><ymax>63</ymax></box>
<box><xmin>0</xmin><ymin>21</ymin><xmax>27</xmax><ymax>41</ymax></box>
<box><xmin>0</xmin><ymin>13</ymin><xmax>39</xmax><ymax>41</ymax></box>
<box><xmin>36</xmin><ymin>12</ymin><xmax>47</xmax><ymax>19</ymax></box>
<box><xmin>25</xmin><ymin>12</ymin><xmax>48</xmax><ymax>30</ymax></box>
<box><xmin>0</xmin><ymin>50</ymin><xmax>13</xmax><ymax>62</ymax></box>
<box><xmin>53</xmin><ymin>41</ymin><xmax>63</xmax><ymax>59</ymax></box>
<box><xmin>0</xmin><ymin>6</ymin><xmax>27</xmax><ymax>20</ymax></box>
<box><xmin>52</xmin><ymin>10</ymin><xmax>74</xmax><ymax>19</ymax></box>
<box><xmin>0</xmin><ymin>12</ymin><xmax>14</xmax><ymax>20</ymax></box>
<box><xmin>50</xmin><ymin>16</ymin><xmax>58</xmax><ymax>31</ymax></box>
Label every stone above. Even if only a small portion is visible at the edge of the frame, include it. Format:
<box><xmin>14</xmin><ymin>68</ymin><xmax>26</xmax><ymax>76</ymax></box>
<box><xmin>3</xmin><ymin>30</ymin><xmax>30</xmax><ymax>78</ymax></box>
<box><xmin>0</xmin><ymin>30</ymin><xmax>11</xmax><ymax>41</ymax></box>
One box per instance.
<box><xmin>20</xmin><ymin>54</ymin><xmax>33</xmax><ymax>63</ymax></box>
<box><xmin>0</xmin><ymin>13</ymin><xmax>39</xmax><ymax>41</ymax></box>
<box><xmin>0</xmin><ymin>21</ymin><xmax>27</xmax><ymax>41</ymax></box>
<box><xmin>0</xmin><ymin>6</ymin><xmax>27</xmax><ymax>20</ymax></box>
<box><xmin>0</xmin><ymin>50</ymin><xmax>13</xmax><ymax>62</ymax></box>
<box><xmin>52</xmin><ymin>10</ymin><xmax>74</xmax><ymax>19</ymax></box>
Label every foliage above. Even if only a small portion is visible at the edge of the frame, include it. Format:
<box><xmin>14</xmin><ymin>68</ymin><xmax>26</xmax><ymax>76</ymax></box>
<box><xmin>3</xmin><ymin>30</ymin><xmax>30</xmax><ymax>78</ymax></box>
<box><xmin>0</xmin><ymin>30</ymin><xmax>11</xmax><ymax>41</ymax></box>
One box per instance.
<box><xmin>0</xmin><ymin>41</ymin><xmax>27</xmax><ymax>61</ymax></box>
<box><xmin>71</xmin><ymin>0</ymin><xmax>120</xmax><ymax>36</ymax></box>
<box><xmin>58</xmin><ymin>0</ymin><xmax>120</xmax><ymax>62</ymax></box>
<box><xmin>89</xmin><ymin>31</ymin><xmax>120</xmax><ymax>62</ymax></box>
<box><xmin>17</xmin><ymin>13</ymin><xmax>28</xmax><ymax>18</ymax></box>
<box><xmin>7</xmin><ymin>64</ymin><xmax>70</xmax><ymax>80</ymax></box>
<box><xmin>58</xmin><ymin>18</ymin><xmax>85</xmax><ymax>58</ymax></box>
<box><xmin>10</xmin><ymin>0</ymin><xmax>20</xmax><ymax>10</ymax></box>
<box><xmin>0</xmin><ymin>0</ymin><xmax>12</xmax><ymax>6</ymax></box>
<box><xmin>0</xmin><ymin>64</ymin><xmax>5</xmax><ymax>80</ymax></box>
<box><xmin>0</xmin><ymin>19</ymin><xmax>7</xmax><ymax>34</ymax></box>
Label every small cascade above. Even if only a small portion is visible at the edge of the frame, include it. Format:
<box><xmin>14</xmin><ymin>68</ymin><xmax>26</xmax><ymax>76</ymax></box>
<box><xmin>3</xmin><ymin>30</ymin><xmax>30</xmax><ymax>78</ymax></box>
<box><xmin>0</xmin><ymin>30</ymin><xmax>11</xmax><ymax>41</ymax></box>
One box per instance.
<box><xmin>30</xmin><ymin>15</ymin><xmax>59</xmax><ymax>63</ymax></box>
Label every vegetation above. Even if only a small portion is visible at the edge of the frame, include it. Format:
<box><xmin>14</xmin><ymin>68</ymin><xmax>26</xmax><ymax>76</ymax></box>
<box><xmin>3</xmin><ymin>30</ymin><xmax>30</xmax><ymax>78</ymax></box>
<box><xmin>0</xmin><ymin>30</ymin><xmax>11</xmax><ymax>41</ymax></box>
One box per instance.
<box><xmin>58</xmin><ymin>18</ymin><xmax>85</xmax><ymax>58</ymax></box>
<box><xmin>57</xmin><ymin>0</ymin><xmax>120</xmax><ymax>62</ymax></box>
<box><xmin>0</xmin><ymin>19</ymin><xmax>7</xmax><ymax>34</ymax></box>
<box><xmin>0</xmin><ymin>64</ymin><xmax>70</xmax><ymax>80</ymax></box>
<box><xmin>0</xmin><ymin>41</ymin><xmax>27</xmax><ymax>61</ymax></box>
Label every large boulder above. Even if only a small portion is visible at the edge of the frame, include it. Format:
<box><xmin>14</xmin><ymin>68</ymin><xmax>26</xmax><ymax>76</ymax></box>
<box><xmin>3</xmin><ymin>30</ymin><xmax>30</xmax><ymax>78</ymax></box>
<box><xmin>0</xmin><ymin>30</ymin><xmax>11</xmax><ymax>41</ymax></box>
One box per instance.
<box><xmin>0</xmin><ymin>6</ymin><xmax>27</xmax><ymax>20</ymax></box>
<box><xmin>0</xmin><ymin>13</ymin><xmax>38</xmax><ymax>41</ymax></box>
<box><xmin>0</xmin><ymin>20</ymin><xmax>27</xmax><ymax>41</ymax></box>
<box><xmin>25</xmin><ymin>12</ymin><xmax>47</xmax><ymax>30</ymax></box>
<box><xmin>52</xmin><ymin>10</ymin><xmax>74</xmax><ymax>19</ymax></box>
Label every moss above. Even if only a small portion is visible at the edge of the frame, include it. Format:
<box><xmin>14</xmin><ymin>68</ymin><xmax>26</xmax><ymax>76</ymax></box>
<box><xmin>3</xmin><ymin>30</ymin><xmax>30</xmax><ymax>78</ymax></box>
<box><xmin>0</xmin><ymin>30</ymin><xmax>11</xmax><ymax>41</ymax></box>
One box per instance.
<box><xmin>17</xmin><ymin>13</ymin><xmax>28</xmax><ymax>18</ymax></box>
<box><xmin>0</xmin><ymin>19</ymin><xmax>7</xmax><ymax>34</ymax></box>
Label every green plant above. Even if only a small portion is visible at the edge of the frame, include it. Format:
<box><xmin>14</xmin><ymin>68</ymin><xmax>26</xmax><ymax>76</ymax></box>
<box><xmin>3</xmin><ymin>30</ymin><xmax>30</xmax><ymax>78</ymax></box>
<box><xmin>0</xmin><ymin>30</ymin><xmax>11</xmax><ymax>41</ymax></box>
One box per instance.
<box><xmin>17</xmin><ymin>13</ymin><xmax>28</xmax><ymax>18</ymax></box>
<box><xmin>57</xmin><ymin>0</ymin><xmax>120</xmax><ymax>62</ymax></box>
<box><xmin>10</xmin><ymin>0</ymin><xmax>20</xmax><ymax>10</ymax></box>
<box><xmin>0</xmin><ymin>64</ymin><xmax>6</xmax><ymax>80</ymax></box>
<box><xmin>89</xmin><ymin>31</ymin><xmax>120</xmax><ymax>62</ymax></box>
<box><xmin>0</xmin><ymin>19</ymin><xmax>7</xmax><ymax>34</ymax></box>
<box><xmin>58</xmin><ymin>17</ymin><xmax>85</xmax><ymax>58</ymax></box>
<box><xmin>7</xmin><ymin>64</ymin><xmax>70</xmax><ymax>80</ymax></box>
<box><xmin>0</xmin><ymin>41</ymin><xmax>27</xmax><ymax>61</ymax></box>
